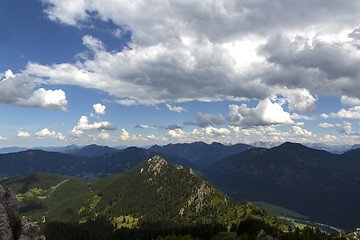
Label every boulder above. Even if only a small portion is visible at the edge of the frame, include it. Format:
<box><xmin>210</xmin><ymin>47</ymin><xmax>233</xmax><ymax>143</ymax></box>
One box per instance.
<box><xmin>18</xmin><ymin>220</ymin><xmax>45</xmax><ymax>240</ymax></box>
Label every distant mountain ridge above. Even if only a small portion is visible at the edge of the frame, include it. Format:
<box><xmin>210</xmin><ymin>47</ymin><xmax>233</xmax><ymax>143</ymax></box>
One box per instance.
<box><xmin>204</xmin><ymin>142</ymin><xmax>360</xmax><ymax>230</ymax></box>
<box><xmin>63</xmin><ymin>144</ymin><xmax>121</xmax><ymax>158</ymax></box>
<box><xmin>149</xmin><ymin>141</ymin><xmax>253</xmax><ymax>168</ymax></box>
<box><xmin>0</xmin><ymin>146</ymin><xmax>198</xmax><ymax>181</ymax></box>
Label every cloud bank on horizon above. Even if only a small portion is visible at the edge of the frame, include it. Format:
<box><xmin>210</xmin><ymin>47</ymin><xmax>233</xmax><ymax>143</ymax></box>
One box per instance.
<box><xmin>1</xmin><ymin>0</ymin><xmax>360</xmax><ymax>146</ymax></box>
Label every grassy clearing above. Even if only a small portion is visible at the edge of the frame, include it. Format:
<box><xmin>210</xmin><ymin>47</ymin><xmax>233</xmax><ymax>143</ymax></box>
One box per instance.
<box><xmin>111</xmin><ymin>215</ymin><xmax>140</xmax><ymax>229</ymax></box>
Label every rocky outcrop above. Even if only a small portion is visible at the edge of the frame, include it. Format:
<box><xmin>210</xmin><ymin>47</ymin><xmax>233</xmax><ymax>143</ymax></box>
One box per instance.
<box><xmin>147</xmin><ymin>156</ymin><xmax>167</xmax><ymax>176</ymax></box>
<box><xmin>0</xmin><ymin>184</ymin><xmax>45</xmax><ymax>240</ymax></box>
<box><xmin>0</xmin><ymin>185</ymin><xmax>18</xmax><ymax>240</ymax></box>
<box><xmin>0</xmin><ymin>203</ymin><xmax>12</xmax><ymax>240</ymax></box>
<box><xmin>18</xmin><ymin>220</ymin><xmax>45</xmax><ymax>240</ymax></box>
<box><xmin>255</xmin><ymin>229</ymin><xmax>275</xmax><ymax>240</ymax></box>
<box><xmin>0</xmin><ymin>185</ymin><xmax>19</xmax><ymax>221</ymax></box>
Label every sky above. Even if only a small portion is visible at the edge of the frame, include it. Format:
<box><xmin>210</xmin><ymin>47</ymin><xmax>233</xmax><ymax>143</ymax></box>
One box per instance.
<box><xmin>2</xmin><ymin>0</ymin><xmax>360</xmax><ymax>147</ymax></box>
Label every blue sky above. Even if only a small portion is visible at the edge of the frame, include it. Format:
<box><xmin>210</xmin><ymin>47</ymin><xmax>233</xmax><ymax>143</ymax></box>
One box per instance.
<box><xmin>1</xmin><ymin>0</ymin><xmax>360</xmax><ymax>147</ymax></box>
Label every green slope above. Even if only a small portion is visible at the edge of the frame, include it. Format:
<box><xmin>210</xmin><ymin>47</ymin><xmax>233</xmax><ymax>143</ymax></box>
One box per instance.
<box><xmin>1</xmin><ymin>173</ymin><xmax>91</xmax><ymax>223</ymax></box>
<box><xmin>2</xmin><ymin>156</ymin><xmax>288</xmax><ymax>231</ymax></box>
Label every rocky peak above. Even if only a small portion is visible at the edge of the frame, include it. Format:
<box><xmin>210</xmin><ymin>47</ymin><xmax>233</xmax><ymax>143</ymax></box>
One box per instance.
<box><xmin>147</xmin><ymin>155</ymin><xmax>167</xmax><ymax>176</ymax></box>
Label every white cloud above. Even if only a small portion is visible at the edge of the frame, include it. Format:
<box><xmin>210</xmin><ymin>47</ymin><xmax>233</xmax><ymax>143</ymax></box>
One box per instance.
<box><xmin>204</xmin><ymin>126</ymin><xmax>230</xmax><ymax>136</ymax></box>
<box><xmin>290</xmin><ymin>126</ymin><xmax>313</xmax><ymax>137</ymax></box>
<box><xmin>291</xmin><ymin>113</ymin><xmax>317</xmax><ymax>120</ymax></box>
<box><xmin>35</xmin><ymin>128</ymin><xmax>66</xmax><ymax>140</ymax></box>
<box><xmin>17</xmin><ymin>129</ymin><xmax>31</xmax><ymax>137</ymax></box>
<box><xmin>167</xmin><ymin>126</ymin><xmax>230</xmax><ymax>141</ymax></box>
<box><xmin>318</xmin><ymin>123</ymin><xmax>335</xmax><ymax>128</ymax></box>
<box><xmin>336</xmin><ymin>121</ymin><xmax>353</xmax><ymax>135</ymax></box>
<box><xmin>3</xmin><ymin>0</ymin><xmax>357</xmax><ymax>119</ymax></box>
<box><xmin>72</xmin><ymin>116</ymin><xmax>117</xmax><ymax>132</ymax></box>
<box><xmin>166</xmin><ymin>104</ymin><xmax>186</xmax><ymax>113</ymax></box>
<box><xmin>83</xmin><ymin>35</ymin><xmax>105</xmax><ymax>53</ymax></box>
<box><xmin>167</xmin><ymin>129</ymin><xmax>187</xmax><ymax>139</ymax></box>
<box><xmin>98</xmin><ymin>132</ymin><xmax>110</xmax><ymax>140</ymax></box>
<box><xmin>280</xmin><ymin>88</ymin><xmax>317</xmax><ymax>113</ymax></box>
<box><xmin>0</xmin><ymin>70</ymin><xmax>67</xmax><ymax>110</ymax></box>
<box><xmin>325</xmin><ymin>106</ymin><xmax>360</xmax><ymax>119</ymax></box>
<box><xmin>0</xmin><ymin>136</ymin><xmax>7</xmax><ymax>140</ymax></box>
<box><xmin>18</xmin><ymin>88</ymin><xmax>68</xmax><ymax>111</ymax></box>
<box><xmin>93</xmin><ymin>103</ymin><xmax>106</xmax><ymax>115</ymax></box>
<box><xmin>341</xmin><ymin>95</ymin><xmax>360</xmax><ymax>107</ymax></box>
<box><xmin>120</xmin><ymin>129</ymin><xmax>129</xmax><ymax>140</ymax></box>
<box><xmin>227</xmin><ymin>99</ymin><xmax>294</xmax><ymax>128</ymax></box>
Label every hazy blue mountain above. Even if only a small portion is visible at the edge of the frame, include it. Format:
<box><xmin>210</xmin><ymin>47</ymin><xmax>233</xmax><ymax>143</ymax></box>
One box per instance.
<box><xmin>0</xmin><ymin>147</ymin><xmax>29</xmax><ymax>154</ymax></box>
<box><xmin>350</xmin><ymin>143</ymin><xmax>360</xmax><ymax>150</ymax></box>
<box><xmin>205</xmin><ymin>142</ymin><xmax>360</xmax><ymax>230</ymax></box>
<box><xmin>302</xmin><ymin>142</ymin><xmax>352</xmax><ymax>154</ymax></box>
<box><xmin>149</xmin><ymin>141</ymin><xmax>253</xmax><ymax>168</ymax></box>
<box><xmin>32</xmin><ymin>144</ymin><xmax>80</xmax><ymax>152</ymax></box>
<box><xmin>63</xmin><ymin>144</ymin><xmax>121</xmax><ymax>158</ymax></box>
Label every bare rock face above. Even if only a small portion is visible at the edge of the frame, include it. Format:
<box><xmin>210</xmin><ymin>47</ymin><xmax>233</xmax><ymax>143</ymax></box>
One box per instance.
<box><xmin>0</xmin><ymin>184</ymin><xmax>45</xmax><ymax>240</ymax></box>
<box><xmin>0</xmin><ymin>184</ymin><xmax>19</xmax><ymax>220</ymax></box>
<box><xmin>18</xmin><ymin>220</ymin><xmax>45</xmax><ymax>240</ymax></box>
<box><xmin>0</xmin><ymin>204</ymin><xmax>12</xmax><ymax>240</ymax></box>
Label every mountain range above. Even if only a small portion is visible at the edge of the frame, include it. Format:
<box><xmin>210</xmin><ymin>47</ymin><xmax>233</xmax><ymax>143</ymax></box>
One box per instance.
<box><xmin>1</xmin><ymin>141</ymin><xmax>360</xmax><ymax>231</ymax></box>
<box><xmin>205</xmin><ymin>142</ymin><xmax>360</xmax><ymax>230</ymax></box>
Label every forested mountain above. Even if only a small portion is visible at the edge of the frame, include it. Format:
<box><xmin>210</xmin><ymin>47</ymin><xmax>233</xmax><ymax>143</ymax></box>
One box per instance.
<box><xmin>149</xmin><ymin>141</ymin><xmax>253</xmax><ymax>168</ymax></box>
<box><xmin>205</xmin><ymin>142</ymin><xmax>360</xmax><ymax>230</ymax></box>
<box><xmin>1</xmin><ymin>157</ymin><xmax>287</xmax><ymax>238</ymax></box>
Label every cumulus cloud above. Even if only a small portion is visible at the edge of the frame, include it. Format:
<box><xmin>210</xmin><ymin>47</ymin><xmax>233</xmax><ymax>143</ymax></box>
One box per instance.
<box><xmin>98</xmin><ymin>132</ymin><xmax>110</xmax><ymax>140</ymax></box>
<box><xmin>71</xmin><ymin>116</ymin><xmax>117</xmax><ymax>136</ymax></box>
<box><xmin>335</xmin><ymin>121</ymin><xmax>360</xmax><ymax>136</ymax></box>
<box><xmin>289</xmin><ymin>126</ymin><xmax>314</xmax><ymax>137</ymax></box>
<box><xmin>35</xmin><ymin>128</ymin><xmax>66</xmax><ymax>140</ymax></box>
<box><xmin>166</xmin><ymin>104</ymin><xmax>186</xmax><ymax>113</ymax></box>
<box><xmin>318</xmin><ymin>123</ymin><xmax>335</xmax><ymax>128</ymax></box>
<box><xmin>322</xmin><ymin>106</ymin><xmax>360</xmax><ymax>119</ymax></box>
<box><xmin>17</xmin><ymin>0</ymin><xmax>356</xmax><ymax>108</ymax></box>
<box><xmin>227</xmin><ymin>99</ymin><xmax>294</xmax><ymax>128</ymax></box>
<box><xmin>279</xmin><ymin>88</ymin><xmax>317</xmax><ymax>113</ymax></box>
<box><xmin>336</xmin><ymin>121</ymin><xmax>354</xmax><ymax>135</ymax></box>
<box><xmin>120</xmin><ymin>129</ymin><xmax>129</xmax><ymax>140</ymax></box>
<box><xmin>93</xmin><ymin>103</ymin><xmax>106</xmax><ymax>115</ymax></box>
<box><xmin>341</xmin><ymin>95</ymin><xmax>360</xmax><ymax>107</ymax></box>
<box><xmin>167</xmin><ymin>126</ymin><xmax>230</xmax><ymax>141</ymax></box>
<box><xmin>0</xmin><ymin>136</ymin><xmax>7</xmax><ymax>140</ymax></box>
<box><xmin>0</xmin><ymin>70</ymin><xmax>67</xmax><ymax>110</ymax></box>
<box><xmin>17</xmin><ymin>129</ymin><xmax>31</xmax><ymax>137</ymax></box>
